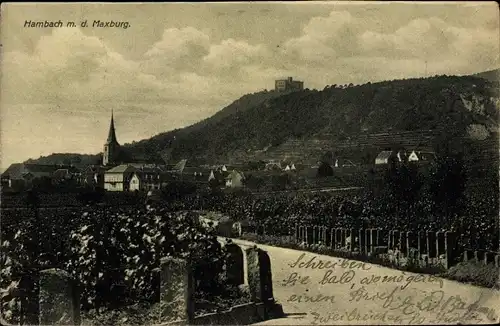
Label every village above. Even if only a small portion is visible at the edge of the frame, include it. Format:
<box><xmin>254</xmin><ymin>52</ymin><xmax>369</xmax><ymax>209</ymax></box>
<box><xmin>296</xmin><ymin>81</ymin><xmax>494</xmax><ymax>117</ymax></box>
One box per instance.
<box><xmin>1</xmin><ymin>90</ymin><xmax>436</xmax><ymax>194</ymax></box>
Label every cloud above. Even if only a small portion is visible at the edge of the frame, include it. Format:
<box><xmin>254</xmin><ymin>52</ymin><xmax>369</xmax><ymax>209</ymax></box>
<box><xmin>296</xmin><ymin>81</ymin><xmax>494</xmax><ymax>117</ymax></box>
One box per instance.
<box><xmin>282</xmin><ymin>11</ymin><xmax>356</xmax><ymax>64</ymax></box>
<box><xmin>2</xmin><ymin>11</ymin><xmax>498</xmax><ymax>107</ymax></box>
<box><xmin>2</xmin><ymin>27</ymin><xmax>165</xmax><ymax>103</ymax></box>
<box><xmin>143</xmin><ymin>27</ymin><xmax>210</xmax><ymax>73</ymax></box>
<box><xmin>203</xmin><ymin>38</ymin><xmax>270</xmax><ymax>69</ymax></box>
<box><xmin>358</xmin><ymin>17</ymin><xmax>499</xmax><ymax>70</ymax></box>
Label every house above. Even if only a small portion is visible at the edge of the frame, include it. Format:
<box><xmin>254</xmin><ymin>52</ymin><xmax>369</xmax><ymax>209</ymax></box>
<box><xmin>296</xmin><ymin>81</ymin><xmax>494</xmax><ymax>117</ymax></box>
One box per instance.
<box><xmin>225</xmin><ymin>170</ymin><xmax>245</xmax><ymax>188</ymax></box>
<box><xmin>265</xmin><ymin>161</ymin><xmax>282</xmax><ymax>171</ymax></box>
<box><xmin>375</xmin><ymin>151</ymin><xmax>397</xmax><ymax>165</ymax></box>
<box><xmin>128</xmin><ymin>165</ymin><xmax>163</xmax><ymax>191</ymax></box>
<box><xmin>180</xmin><ymin>167</ymin><xmax>212</xmax><ymax>183</ymax></box>
<box><xmin>1</xmin><ymin>163</ymin><xmax>65</xmax><ymax>190</ymax></box>
<box><xmin>83</xmin><ymin>165</ymin><xmax>108</xmax><ymax>188</ymax></box>
<box><xmin>208</xmin><ymin>170</ymin><xmax>216</xmax><ymax>181</ymax></box>
<box><xmin>104</xmin><ymin>164</ymin><xmax>137</xmax><ymax>192</ymax></box>
<box><xmin>408</xmin><ymin>150</ymin><xmax>437</xmax><ymax>162</ymax></box>
<box><xmin>51</xmin><ymin>167</ymin><xmax>82</xmax><ymax>185</ymax></box>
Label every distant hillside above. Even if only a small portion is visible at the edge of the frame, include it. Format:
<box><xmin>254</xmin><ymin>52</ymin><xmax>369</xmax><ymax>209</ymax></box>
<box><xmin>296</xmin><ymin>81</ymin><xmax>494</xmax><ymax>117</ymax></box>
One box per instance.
<box><xmin>123</xmin><ymin>74</ymin><xmax>499</xmax><ymax>165</ymax></box>
<box><xmin>26</xmin><ymin>72</ymin><xmax>499</xmax><ymax>167</ymax></box>
<box><xmin>473</xmin><ymin>68</ymin><xmax>500</xmax><ymax>83</ymax></box>
<box><xmin>120</xmin><ymin>89</ymin><xmax>288</xmax><ymax>163</ymax></box>
<box><xmin>25</xmin><ymin>153</ymin><xmax>101</xmax><ymax>168</ymax></box>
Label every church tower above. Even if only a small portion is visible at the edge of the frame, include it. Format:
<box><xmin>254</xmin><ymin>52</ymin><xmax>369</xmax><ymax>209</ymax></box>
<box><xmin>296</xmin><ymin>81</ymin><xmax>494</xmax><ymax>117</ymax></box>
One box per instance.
<box><xmin>103</xmin><ymin>110</ymin><xmax>121</xmax><ymax>166</ymax></box>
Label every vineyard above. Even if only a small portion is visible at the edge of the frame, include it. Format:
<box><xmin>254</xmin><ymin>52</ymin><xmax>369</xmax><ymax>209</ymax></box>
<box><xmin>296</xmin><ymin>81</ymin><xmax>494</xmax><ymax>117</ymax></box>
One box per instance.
<box><xmin>1</xmin><ymin>173</ymin><xmax>498</xmax><ymax>323</ymax></box>
<box><xmin>0</xmin><ymin>202</ymin><xmax>246</xmax><ymax>324</ymax></box>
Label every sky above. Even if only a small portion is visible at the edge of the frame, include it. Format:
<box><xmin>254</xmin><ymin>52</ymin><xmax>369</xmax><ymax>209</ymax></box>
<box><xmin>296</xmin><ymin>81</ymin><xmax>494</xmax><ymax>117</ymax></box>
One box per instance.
<box><xmin>1</xmin><ymin>1</ymin><xmax>499</xmax><ymax>170</ymax></box>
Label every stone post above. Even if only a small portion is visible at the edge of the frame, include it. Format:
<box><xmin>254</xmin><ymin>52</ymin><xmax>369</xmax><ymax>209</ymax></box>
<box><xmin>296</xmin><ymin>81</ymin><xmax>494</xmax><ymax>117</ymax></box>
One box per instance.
<box><xmin>417</xmin><ymin>231</ymin><xmax>426</xmax><ymax>257</ymax></box>
<box><xmin>257</xmin><ymin>249</ymin><xmax>274</xmax><ymax>303</ymax></box>
<box><xmin>39</xmin><ymin>268</ymin><xmax>80</xmax><ymax>326</ymax></box>
<box><xmin>158</xmin><ymin>257</ymin><xmax>194</xmax><ymax>324</ymax></box>
<box><xmin>334</xmin><ymin>228</ymin><xmax>341</xmax><ymax>249</ymax></box>
<box><xmin>365</xmin><ymin>229</ymin><xmax>372</xmax><ymax>254</ymax></box>
<box><xmin>312</xmin><ymin>226</ymin><xmax>318</xmax><ymax>244</ymax></box>
<box><xmin>225</xmin><ymin>243</ymin><xmax>245</xmax><ymax>286</ymax></box>
<box><xmin>399</xmin><ymin>232</ymin><xmax>407</xmax><ymax>256</ymax></box>
<box><xmin>305</xmin><ymin>226</ymin><xmax>313</xmax><ymax>245</ymax></box>
<box><xmin>246</xmin><ymin>247</ymin><xmax>262</xmax><ymax>303</ymax></box>
<box><xmin>348</xmin><ymin>228</ymin><xmax>354</xmax><ymax>252</ymax></box>
<box><xmin>427</xmin><ymin>231</ymin><xmax>437</xmax><ymax>259</ymax></box>
<box><xmin>444</xmin><ymin>232</ymin><xmax>455</xmax><ymax>269</ymax></box>
<box><xmin>359</xmin><ymin>229</ymin><xmax>366</xmax><ymax>254</ymax></box>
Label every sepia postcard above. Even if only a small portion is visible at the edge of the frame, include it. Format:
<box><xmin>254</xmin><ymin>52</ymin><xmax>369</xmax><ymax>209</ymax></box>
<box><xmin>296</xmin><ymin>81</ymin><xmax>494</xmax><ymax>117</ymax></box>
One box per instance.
<box><xmin>1</xmin><ymin>1</ymin><xmax>499</xmax><ymax>325</ymax></box>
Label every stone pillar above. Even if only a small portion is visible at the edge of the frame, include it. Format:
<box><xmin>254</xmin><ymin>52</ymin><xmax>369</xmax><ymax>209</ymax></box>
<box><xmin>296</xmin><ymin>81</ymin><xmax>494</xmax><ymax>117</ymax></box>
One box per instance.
<box><xmin>246</xmin><ymin>247</ymin><xmax>262</xmax><ymax>303</ymax></box>
<box><xmin>399</xmin><ymin>232</ymin><xmax>407</xmax><ymax>255</ymax></box>
<box><xmin>322</xmin><ymin>227</ymin><xmax>330</xmax><ymax>247</ymax></box>
<box><xmin>427</xmin><ymin>231</ymin><xmax>437</xmax><ymax>259</ymax></box>
<box><xmin>463</xmin><ymin>250</ymin><xmax>471</xmax><ymax>262</ymax></box>
<box><xmin>365</xmin><ymin>229</ymin><xmax>372</xmax><ymax>254</ymax></box>
<box><xmin>347</xmin><ymin>228</ymin><xmax>354</xmax><ymax>252</ymax></box>
<box><xmin>39</xmin><ymin>268</ymin><xmax>80</xmax><ymax>326</ymax></box>
<box><xmin>158</xmin><ymin>257</ymin><xmax>194</xmax><ymax>324</ymax></box>
<box><xmin>320</xmin><ymin>227</ymin><xmax>328</xmax><ymax>244</ymax></box>
<box><xmin>312</xmin><ymin>226</ymin><xmax>318</xmax><ymax>244</ymax></box>
<box><xmin>484</xmin><ymin>251</ymin><xmax>494</xmax><ymax>265</ymax></box>
<box><xmin>257</xmin><ymin>249</ymin><xmax>274</xmax><ymax>303</ymax></box>
<box><xmin>406</xmin><ymin>232</ymin><xmax>417</xmax><ymax>256</ymax></box>
<box><xmin>329</xmin><ymin>228</ymin><xmax>335</xmax><ymax>248</ymax></box>
<box><xmin>359</xmin><ymin>229</ymin><xmax>366</xmax><ymax>254</ymax></box>
<box><xmin>444</xmin><ymin>232</ymin><xmax>455</xmax><ymax>269</ymax></box>
<box><xmin>417</xmin><ymin>231</ymin><xmax>427</xmax><ymax>256</ymax></box>
<box><xmin>341</xmin><ymin>229</ymin><xmax>347</xmax><ymax>249</ymax></box>
<box><xmin>225</xmin><ymin>243</ymin><xmax>245</xmax><ymax>286</ymax></box>
<box><xmin>335</xmin><ymin>228</ymin><xmax>341</xmax><ymax>249</ymax></box>
<box><xmin>372</xmin><ymin>229</ymin><xmax>379</xmax><ymax>247</ymax></box>
<box><xmin>389</xmin><ymin>230</ymin><xmax>399</xmax><ymax>250</ymax></box>
<box><xmin>305</xmin><ymin>226</ymin><xmax>313</xmax><ymax>245</ymax></box>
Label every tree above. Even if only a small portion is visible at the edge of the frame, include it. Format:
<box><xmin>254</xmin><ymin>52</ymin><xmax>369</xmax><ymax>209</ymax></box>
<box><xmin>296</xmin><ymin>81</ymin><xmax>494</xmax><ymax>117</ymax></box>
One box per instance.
<box><xmin>317</xmin><ymin>162</ymin><xmax>334</xmax><ymax>178</ymax></box>
<box><xmin>427</xmin><ymin>153</ymin><xmax>467</xmax><ymax>227</ymax></box>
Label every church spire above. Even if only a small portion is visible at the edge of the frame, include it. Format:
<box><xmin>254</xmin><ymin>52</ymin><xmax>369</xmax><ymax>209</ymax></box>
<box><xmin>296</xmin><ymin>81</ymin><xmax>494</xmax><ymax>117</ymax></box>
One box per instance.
<box><xmin>107</xmin><ymin>109</ymin><xmax>118</xmax><ymax>144</ymax></box>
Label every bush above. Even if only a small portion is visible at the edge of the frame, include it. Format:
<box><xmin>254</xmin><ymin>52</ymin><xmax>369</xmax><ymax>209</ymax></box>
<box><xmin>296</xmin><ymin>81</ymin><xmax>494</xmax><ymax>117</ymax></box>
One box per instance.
<box><xmin>0</xmin><ymin>207</ymin><xmax>231</xmax><ymax>323</ymax></box>
<box><xmin>444</xmin><ymin>261</ymin><xmax>500</xmax><ymax>289</ymax></box>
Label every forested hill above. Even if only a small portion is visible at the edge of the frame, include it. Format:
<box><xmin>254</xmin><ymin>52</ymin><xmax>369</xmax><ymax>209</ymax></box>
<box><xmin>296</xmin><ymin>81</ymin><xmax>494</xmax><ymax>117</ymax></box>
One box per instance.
<box><xmin>472</xmin><ymin>68</ymin><xmax>500</xmax><ymax>83</ymax></box>
<box><xmin>25</xmin><ymin>71</ymin><xmax>499</xmax><ymax>166</ymax></box>
<box><xmin>123</xmin><ymin>73</ymin><xmax>499</xmax><ymax>164</ymax></box>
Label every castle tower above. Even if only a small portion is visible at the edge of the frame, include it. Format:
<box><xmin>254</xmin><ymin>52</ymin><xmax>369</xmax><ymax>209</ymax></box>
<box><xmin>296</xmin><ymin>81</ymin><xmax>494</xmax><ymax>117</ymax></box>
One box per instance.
<box><xmin>103</xmin><ymin>110</ymin><xmax>121</xmax><ymax>166</ymax></box>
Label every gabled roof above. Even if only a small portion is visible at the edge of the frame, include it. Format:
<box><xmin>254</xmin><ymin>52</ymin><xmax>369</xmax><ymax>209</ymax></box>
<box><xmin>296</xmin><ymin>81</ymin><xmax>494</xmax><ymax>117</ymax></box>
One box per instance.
<box><xmin>1</xmin><ymin>163</ymin><xmax>24</xmax><ymax>179</ymax></box>
<box><xmin>375</xmin><ymin>151</ymin><xmax>394</xmax><ymax>160</ymax></box>
<box><xmin>410</xmin><ymin>150</ymin><xmax>437</xmax><ymax>161</ymax></box>
<box><xmin>225</xmin><ymin>170</ymin><xmax>245</xmax><ymax>180</ymax></box>
<box><xmin>105</xmin><ymin>164</ymin><xmax>137</xmax><ymax>174</ymax></box>
<box><xmin>129</xmin><ymin>164</ymin><xmax>164</xmax><ymax>173</ymax></box>
<box><xmin>1</xmin><ymin>163</ymin><xmax>69</xmax><ymax>180</ymax></box>
<box><xmin>53</xmin><ymin>169</ymin><xmax>70</xmax><ymax>179</ymax></box>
